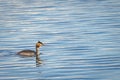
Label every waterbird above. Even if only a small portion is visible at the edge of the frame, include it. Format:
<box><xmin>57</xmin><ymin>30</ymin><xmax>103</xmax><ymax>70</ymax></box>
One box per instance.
<box><xmin>17</xmin><ymin>41</ymin><xmax>44</xmax><ymax>64</ymax></box>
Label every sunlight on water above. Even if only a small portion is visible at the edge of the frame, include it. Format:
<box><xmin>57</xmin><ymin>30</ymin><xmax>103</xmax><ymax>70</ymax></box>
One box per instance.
<box><xmin>0</xmin><ymin>0</ymin><xmax>120</xmax><ymax>80</ymax></box>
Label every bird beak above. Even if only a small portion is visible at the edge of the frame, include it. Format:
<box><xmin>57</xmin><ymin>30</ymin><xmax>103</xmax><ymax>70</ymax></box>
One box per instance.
<box><xmin>42</xmin><ymin>43</ymin><xmax>45</xmax><ymax>46</ymax></box>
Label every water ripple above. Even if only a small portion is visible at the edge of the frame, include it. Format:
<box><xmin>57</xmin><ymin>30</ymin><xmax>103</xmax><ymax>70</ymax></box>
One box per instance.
<box><xmin>0</xmin><ymin>0</ymin><xmax>120</xmax><ymax>80</ymax></box>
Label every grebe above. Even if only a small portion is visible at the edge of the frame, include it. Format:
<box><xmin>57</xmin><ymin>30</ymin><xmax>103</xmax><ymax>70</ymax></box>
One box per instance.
<box><xmin>17</xmin><ymin>41</ymin><xmax>44</xmax><ymax>64</ymax></box>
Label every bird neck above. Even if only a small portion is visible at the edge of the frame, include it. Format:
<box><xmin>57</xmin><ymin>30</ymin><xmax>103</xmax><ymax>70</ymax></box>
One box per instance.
<box><xmin>36</xmin><ymin>47</ymin><xmax>40</xmax><ymax>62</ymax></box>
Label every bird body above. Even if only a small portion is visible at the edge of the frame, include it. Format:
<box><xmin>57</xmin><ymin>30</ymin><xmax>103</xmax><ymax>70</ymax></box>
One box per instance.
<box><xmin>17</xmin><ymin>50</ymin><xmax>35</xmax><ymax>57</ymax></box>
<box><xmin>17</xmin><ymin>41</ymin><xmax>44</xmax><ymax>64</ymax></box>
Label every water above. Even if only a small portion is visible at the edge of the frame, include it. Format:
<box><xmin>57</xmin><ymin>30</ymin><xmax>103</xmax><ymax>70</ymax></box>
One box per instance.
<box><xmin>0</xmin><ymin>0</ymin><xmax>120</xmax><ymax>80</ymax></box>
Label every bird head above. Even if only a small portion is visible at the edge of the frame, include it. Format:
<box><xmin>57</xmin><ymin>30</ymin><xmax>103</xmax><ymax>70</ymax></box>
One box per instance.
<box><xmin>36</xmin><ymin>41</ymin><xmax>44</xmax><ymax>48</ymax></box>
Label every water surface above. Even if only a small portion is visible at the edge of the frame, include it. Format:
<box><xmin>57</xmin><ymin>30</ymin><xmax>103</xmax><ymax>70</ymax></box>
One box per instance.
<box><xmin>0</xmin><ymin>0</ymin><xmax>120</xmax><ymax>80</ymax></box>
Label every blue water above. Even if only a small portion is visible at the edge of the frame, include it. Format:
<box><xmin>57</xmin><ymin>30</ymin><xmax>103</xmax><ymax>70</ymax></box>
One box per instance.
<box><xmin>0</xmin><ymin>0</ymin><xmax>120</xmax><ymax>80</ymax></box>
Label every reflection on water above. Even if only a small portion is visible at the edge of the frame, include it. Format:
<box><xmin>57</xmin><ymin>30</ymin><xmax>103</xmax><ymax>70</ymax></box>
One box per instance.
<box><xmin>0</xmin><ymin>0</ymin><xmax>120</xmax><ymax>80</ymax></box>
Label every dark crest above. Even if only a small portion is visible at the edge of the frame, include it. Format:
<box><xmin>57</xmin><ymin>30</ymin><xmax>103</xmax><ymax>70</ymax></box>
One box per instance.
<box><xmin>38</xmin><ymin>41</ymin><xmax>44</xmax><ymax>45</ymax></box>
